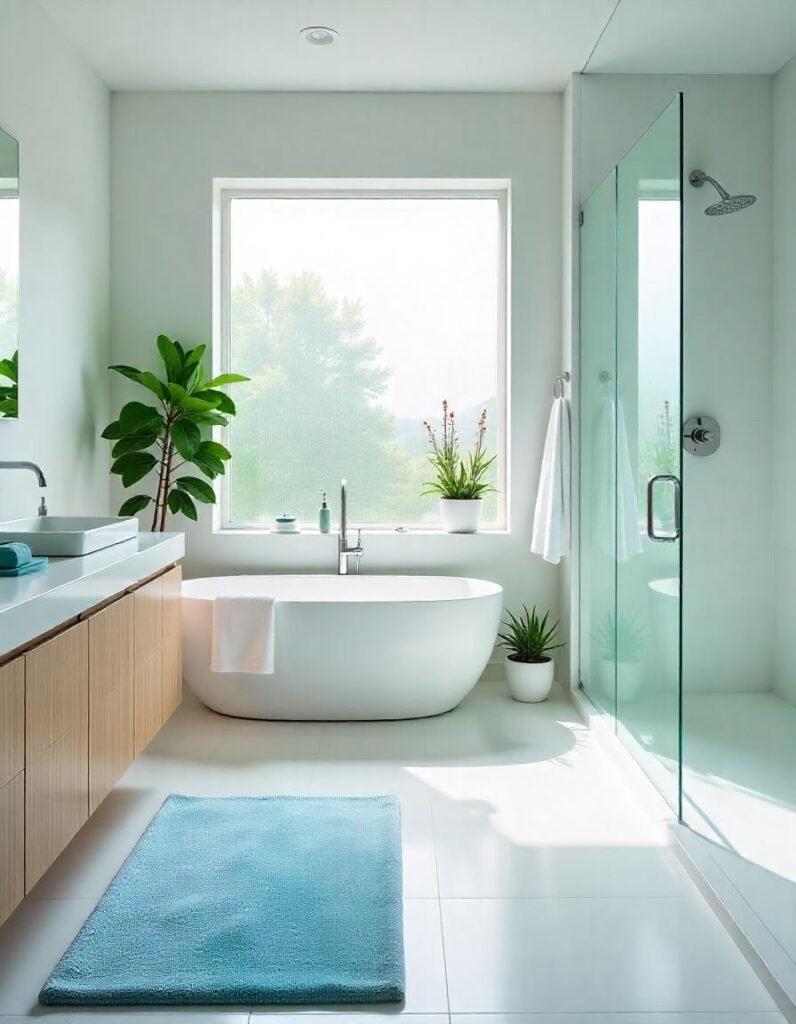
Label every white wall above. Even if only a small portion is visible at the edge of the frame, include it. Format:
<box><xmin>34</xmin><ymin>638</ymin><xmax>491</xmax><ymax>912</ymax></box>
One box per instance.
<box><xmin>576</xmin><ymin>74</ymin><xmax>774</xmax><ymax>694</ymax></box>
<box><xmin>110</xmin><ymin>91</ymin><xmax>563</xmax><ymax>628</ymax></box>
<box><xmin>772</xmin><ymin>56</ymin><xmax>796</xmax><ymax>705</ymax></box>
<box><xmin>0</xmin><ymin>0</ymin><xmax>111</xmax><ymax>520</ymax></box>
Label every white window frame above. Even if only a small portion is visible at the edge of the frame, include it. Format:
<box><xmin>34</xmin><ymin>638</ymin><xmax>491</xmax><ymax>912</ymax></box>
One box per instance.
<box><xmin>212</xmin><ymin>177</ymin><xmax>511</xmax><ymax>533</ymax></box>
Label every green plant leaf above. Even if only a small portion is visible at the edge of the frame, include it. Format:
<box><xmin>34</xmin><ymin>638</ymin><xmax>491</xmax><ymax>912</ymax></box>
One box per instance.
<box><xmin>111</xmin><ymin>432</ymin><xmax>158</xmax><ymax>458</ymax></box>
<box><xmin>111</xmin><ymin>451</ymin><xmax>158</xmax><ymax>487</ymax></box>
<box><xmin>205</xmin><ymin>372</ymin><xmax>250</xmax><ymax>388</ymax></box>
<box><xmin>171</xmin><ymin>418</ymin><xmax>201</xmax><ymax>459</ymax></box>
<box><xmin>0</xmin><ymin>357</ymin><xmax>18</xmax><ymax>383</ymax></box>
<box><xmin>157</xmin><ymin>334</ymin><xmax>183</xmax><ymax>382</ymax></box>
<box><xmin>191</xmin><ymin>441</ymin><xmax>226</xmax><ymax>478</ymax></box>
<box><xmin>138</xmin><ymin>371</ymin><xmax>168</xmax><ymax>400</ymax></box>
<box><xmin>108</xmin><ymin>364</ymin><xmax>143</xmax><ymax>384</ymax></box>
<box><xmin>174</xmin><ymin>476</ymin><xmax>216</xmax><ymax>503</ymax></box>
<box><xmin>179</xmin><ymin>346</ymin><xmax>206</xmax><ymax>387</ymax></box>
<box><xmin>194</xmin><ymin>388</ymin><xmax>235</xmax><ymax>415</ymax></box>
<box><xmin>167</xmin><ymin>382</ymin><xmax>219</xmax><ymax>413</ymax></box>
<box><xmin>119</xmin><ymin>400</ymin><xmax>163</xmax><ymax>434</ymax></box>
<box><xmin>192</xmin><ymin>410</ymin><xmax>229</xmax><ymax>428</ymax></box>
<box><xmin>118</xmin><ymin>494</ymin><xmax>153</xmax><ymax>517</ymax></box>
<box><xmin>183</xmin><ymin>344</ymin><xmax>206</xmax><ymax>372</ymax></box>
<box><xmin>497</xmin><ymin>604</ymin><xmax>565</xmax><ymax>661</ymax></box>
<box><xmin>167</xmin><ymin>487</ymin><xmax>198</xmax><ymax>521</ymax></box>
<box><xmin>101</xmin><ymin>419</ymin><xmax>125</xmax><ymax>440</ymax></box>
<box><xmin>199</xmin><ymin>440</ymin><xmax>232</xmax><ymax>461</ymax></box>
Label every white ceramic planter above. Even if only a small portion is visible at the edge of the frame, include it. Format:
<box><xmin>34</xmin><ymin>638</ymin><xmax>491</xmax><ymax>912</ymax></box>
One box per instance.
<box><xmin>440</xmin><ymin>498</ymin><xmax>483</xmax><ymax>534</ymax></box>
<box><xmin>505</xmin><ymin>656</ymin><xmax>555</xmax><ymax>703</ymax></box>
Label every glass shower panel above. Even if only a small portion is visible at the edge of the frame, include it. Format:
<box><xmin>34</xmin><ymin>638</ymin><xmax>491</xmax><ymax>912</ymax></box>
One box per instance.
<box><xmin>578</xmin><ymin>169</ymin><xmax>618</xmax><ymax>717</ymax></box>
<box><xmin>614</xmin><ymin>97</ymin><xmax>682</xmax><ymax>813</ymax></box>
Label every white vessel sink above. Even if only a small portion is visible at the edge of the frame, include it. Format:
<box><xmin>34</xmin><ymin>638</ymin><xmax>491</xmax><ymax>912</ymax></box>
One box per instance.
<box><xmin>0</xmin><ymin>516</ymin><xmax>139</xmax><ymax>557</ymax></box>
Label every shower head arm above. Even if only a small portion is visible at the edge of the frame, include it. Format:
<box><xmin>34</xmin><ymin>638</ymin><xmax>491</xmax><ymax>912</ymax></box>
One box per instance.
<box><xmin>688</xmin><ymin>170</ymin><xmax>730</xmax><ymax>201</ymax></box>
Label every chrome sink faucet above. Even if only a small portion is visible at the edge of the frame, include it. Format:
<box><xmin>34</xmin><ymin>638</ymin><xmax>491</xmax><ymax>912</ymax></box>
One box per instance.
<box><xmin>338</xmin><ymin>478</ymin><xmax>363</xmax><ymax>575</ymax></box>
<box><xmin>0</xmin><ymin>461</ymin><xmax>48</xmax><ymax>515</ymax></box>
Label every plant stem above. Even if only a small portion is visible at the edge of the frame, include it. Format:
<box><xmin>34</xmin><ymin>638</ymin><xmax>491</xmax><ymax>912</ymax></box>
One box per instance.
<box><xmin>158</xmin><ymin>440</ymin><xmax>175</xmax><ymax>532</ymax></box>
<box><xmin>151</xmin><ymin>417</ymin><xmax>173</xmax><ymax>531</ymax></box>
<box><xmin>151</xmin><ymin>447</ymin><xmax>166</xmax><ymax>531</ymax></box>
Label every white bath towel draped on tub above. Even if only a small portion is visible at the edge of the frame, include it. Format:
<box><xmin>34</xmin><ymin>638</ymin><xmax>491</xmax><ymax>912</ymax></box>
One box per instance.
<box><xmin>210</xmin><ymin>594</ymin><xmax>276</xmax><ymax>674</ymax></box>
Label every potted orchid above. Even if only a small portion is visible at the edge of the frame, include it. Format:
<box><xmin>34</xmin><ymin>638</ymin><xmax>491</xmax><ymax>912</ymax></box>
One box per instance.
<box><xmin>422</xmin><ymin>400</ymin><xmax>496</xmax><ymax>533</ymax></box>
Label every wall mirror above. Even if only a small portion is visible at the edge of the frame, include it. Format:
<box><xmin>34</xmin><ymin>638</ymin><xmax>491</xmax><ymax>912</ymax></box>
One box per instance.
<box><xmin>0</xmin><ymin>124</ymin><xmax>19</xmax><ymax>418</ymax></box>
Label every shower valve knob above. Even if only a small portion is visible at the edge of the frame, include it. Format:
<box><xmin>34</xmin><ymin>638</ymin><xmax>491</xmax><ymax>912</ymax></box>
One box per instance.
<box><xmin>682</xmin><ymin>415</ymin><xmax>720</xmax><ymax>457</ymax></box>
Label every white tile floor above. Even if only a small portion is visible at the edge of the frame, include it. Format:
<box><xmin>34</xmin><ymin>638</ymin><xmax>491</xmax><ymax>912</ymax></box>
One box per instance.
<box><xmin>617</xmin><ymin>689</ymin><xmax>796</xmax><ymax>975</ymax></box>
<box><xmin>0</xmin><ymin>681</ymin><xmax>788</xmax><ymax>1023</ymax></box>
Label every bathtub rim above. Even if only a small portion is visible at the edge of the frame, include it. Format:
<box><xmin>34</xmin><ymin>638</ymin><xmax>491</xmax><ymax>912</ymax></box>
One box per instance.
<box><xmin>182</xmin><ymin>573</ymin><xmax>503</xmax><ymax>606</ymax></box>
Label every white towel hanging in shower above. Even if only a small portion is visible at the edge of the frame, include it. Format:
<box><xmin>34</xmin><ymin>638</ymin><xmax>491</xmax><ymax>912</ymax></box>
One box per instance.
<box><xmin>531</xmin><ymin>395</ymin><xmax>571</xmax><ymax>564</ymax></box>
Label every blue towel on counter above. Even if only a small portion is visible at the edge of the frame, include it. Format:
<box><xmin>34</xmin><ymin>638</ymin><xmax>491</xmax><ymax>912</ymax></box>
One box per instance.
<box><xmin>0</xmin><ymin>556</ymin><xmax>47</xmax><ymax>577</ymax></box>
<box><xmin>0</xmin><ymin>541</ymin><xmax>32</xmax><ymax>569</ymax></box>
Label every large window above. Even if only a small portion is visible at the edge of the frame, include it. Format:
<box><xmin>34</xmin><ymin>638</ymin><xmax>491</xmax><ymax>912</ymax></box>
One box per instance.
<box><xmin>215</xmin><ymin>180</ymin><xmax>508</xmax><ymax>529</ymax></box>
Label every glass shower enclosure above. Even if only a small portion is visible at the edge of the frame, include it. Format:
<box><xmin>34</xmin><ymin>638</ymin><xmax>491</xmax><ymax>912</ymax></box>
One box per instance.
<box><xmin>579</xmin><ymin>81</ymin><xmax>796</xmax><ymax>1001</ymax></box>
<box><xmin>579</xmin><ymin>96</ymin><xmax>683</xmax><ymax>813</ymax></box>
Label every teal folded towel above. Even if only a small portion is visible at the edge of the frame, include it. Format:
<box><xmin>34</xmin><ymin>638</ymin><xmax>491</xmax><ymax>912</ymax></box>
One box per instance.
<box><xmin>0</xmin><ymin>556</ymin><xmax>47</xmax><ymax>577</ymax></box>
<box><xmin>0</xmin><ymin>541</ymin><xmax>32</xmax><ymax>569</ymax></box>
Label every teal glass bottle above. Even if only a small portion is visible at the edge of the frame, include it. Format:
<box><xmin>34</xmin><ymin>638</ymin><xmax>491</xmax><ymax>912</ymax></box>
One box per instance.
<box><xmin>319</xmin><ymin>492</ymin><xmax>331</xmax><ymax>534</ymax></box>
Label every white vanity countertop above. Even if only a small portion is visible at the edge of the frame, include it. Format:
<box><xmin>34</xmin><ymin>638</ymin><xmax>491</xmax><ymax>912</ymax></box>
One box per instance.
<box><xmin>0</xmin><ymin>531</ymin><xmax>185</xmax><ymax>660</ymax></box>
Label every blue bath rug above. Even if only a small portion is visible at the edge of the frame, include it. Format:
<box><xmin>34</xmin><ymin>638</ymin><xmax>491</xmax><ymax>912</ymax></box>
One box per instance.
<box><xmin>40</xmin><ymin>795</ymin><xmax>405</xmax><ymax>1006</ymax></box>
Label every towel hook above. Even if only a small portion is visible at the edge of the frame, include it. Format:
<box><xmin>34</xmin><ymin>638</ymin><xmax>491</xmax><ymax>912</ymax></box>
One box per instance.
<box><xmin>552</xmin><ymin>371</ymin><xmax>570</xmax><ymax>399</ymax></box>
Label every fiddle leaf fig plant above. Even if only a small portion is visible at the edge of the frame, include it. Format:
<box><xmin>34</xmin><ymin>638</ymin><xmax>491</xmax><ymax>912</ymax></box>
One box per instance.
<box><xmin>102</xmin><ymin>335</ymin><xmax>249</xmax><ymax>531</ymax></box>
<box><xmin>0</xmin><ymin>350</ymin><xmax>18</xmax><ymax>418</ymax></box>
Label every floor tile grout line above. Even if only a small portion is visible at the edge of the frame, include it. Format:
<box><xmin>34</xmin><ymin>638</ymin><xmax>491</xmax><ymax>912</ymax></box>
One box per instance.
<box><xmin>424</xmin><ymin>719</ymin><xmax>451</xmax><ymax>1017</ymax></box>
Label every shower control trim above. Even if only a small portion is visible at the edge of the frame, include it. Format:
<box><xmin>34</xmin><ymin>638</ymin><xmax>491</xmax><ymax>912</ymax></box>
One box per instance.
<box><xmin>683</xmin><ymin>415</ymin><xmax>720</xmax><ymax>457</ymax></box>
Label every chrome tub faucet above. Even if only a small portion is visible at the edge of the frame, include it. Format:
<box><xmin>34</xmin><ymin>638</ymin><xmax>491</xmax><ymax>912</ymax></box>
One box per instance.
<box><xmin>338</xmin><ymin>478</ymin><xmax>363</xmax><ymax>575</ymax></box>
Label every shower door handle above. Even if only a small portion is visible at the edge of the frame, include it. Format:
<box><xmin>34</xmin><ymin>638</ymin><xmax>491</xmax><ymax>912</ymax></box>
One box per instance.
<box><xmin>646</xmin><ymin>474</ymin><xmax>681</xmax><ymax>543</ymax></box>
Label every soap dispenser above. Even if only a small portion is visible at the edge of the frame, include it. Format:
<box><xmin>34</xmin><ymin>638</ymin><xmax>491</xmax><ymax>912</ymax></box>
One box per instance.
<box><xmin>318</xmin><ymin>492</ymin><xmax>331</xmax><ymax>534</ymax></box>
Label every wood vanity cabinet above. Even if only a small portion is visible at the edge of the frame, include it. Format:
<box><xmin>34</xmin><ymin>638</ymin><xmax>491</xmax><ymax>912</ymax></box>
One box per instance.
<box><xmin>161</xmin><ymin>566</ymin><xmax>183</xmax><ymax>721</ymax></box>
<box><xmin>88</xmin><ymin>594</ymin><xmax>135</xmax><ymax>814</ymax></box>
<box><xmin>0</xmin><ymin>659</ymin><xmax>25</xmax><ymax>925</ymax></box>
<box><xmin>25</xmin><ymin>621</ymin><xmax>89</xmax><ymax>891</ymax></box>
<box><xmin>0</xmin><ymin>562</ymin><xmax>183</xmax><ymax>925</ymax></box>
<box><xmin>133</xmin><ymin>565</ymin><xmax>182</xmax><ymax>756</ymax></box>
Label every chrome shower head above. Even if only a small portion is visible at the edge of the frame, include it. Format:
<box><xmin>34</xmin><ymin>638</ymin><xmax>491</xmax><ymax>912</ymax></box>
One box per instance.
<box><xmin>689</xmin><ymin>169</ymin><xmax>757</xmax><ymax>216</ymax></box>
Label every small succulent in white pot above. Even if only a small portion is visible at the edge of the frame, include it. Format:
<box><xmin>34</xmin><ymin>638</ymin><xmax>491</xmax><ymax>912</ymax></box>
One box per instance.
<box><xmin>498</xmin><ymin>605</ymin><xmax>566</xmax><ymax>703</ymax></box>
<box><xmin>422</xmin><ymin>401</ymin><xmax>496</xmax><ymax>533</ymax></box>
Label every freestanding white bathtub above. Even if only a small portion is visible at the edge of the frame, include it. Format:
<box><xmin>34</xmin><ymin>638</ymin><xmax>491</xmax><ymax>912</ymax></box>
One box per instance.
<box><xmin>182</xmin><ymin>575</ymin><xmax>503</xmax><ymax>720</ymax></box>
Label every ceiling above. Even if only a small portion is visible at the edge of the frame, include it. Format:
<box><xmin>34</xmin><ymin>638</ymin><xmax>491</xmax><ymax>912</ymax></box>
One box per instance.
<box><xmin>36</xmin><ymin>0</ymin><xmax>796</xmax><ymax>92</ymax></box>
<box><xmin>584</xmin><ymin>0</ymin><xmax>796</xmax><ymax>76</ymax></box>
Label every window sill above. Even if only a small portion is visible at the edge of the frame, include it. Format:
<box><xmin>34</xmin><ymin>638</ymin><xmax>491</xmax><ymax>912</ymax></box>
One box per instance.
<box><xmin>214</xmin><ymin>526</ymin><xmax>511</xmax><ymax>537</ymax></box>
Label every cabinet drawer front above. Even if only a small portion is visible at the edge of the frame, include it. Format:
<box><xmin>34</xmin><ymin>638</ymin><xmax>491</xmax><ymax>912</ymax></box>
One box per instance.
<box><xmin>0</xmin><ymin>658</ymin><xmax>24</xmax><ymax>788</ymax></box>
<box><xmin>26</xmin><ymin>621</ymin><xmax>88</xmax><ymax>758</ymax></box>
<box><xmin>0</xmin><ymin>773</ymin><xmax>24</xmax><ymax>926</ymax></box>
<box><xmin>134</xmin><ymin>576</ymin><xmax>163</xmax><ymax>665</ymax></box>
<box><xmin>161</xmin><ymin>566</ymin><xmax>182</xmax><ymax>721</ymax></box>
<box><xmin>89</xmin><ymin>594</ymin><xmax>135</xmax><ymax>704</ymax></box>
<box><xmin>26</xmin><ymin>717</ymin><xmax>88</xmax><ymax>891</ymax></box>
<box><xmin>89</xmin><ymin>679</ymin><xmax>134</xmax><ymax>815</ymax></box>
<box><xmin>135</xmin><ymin>652</ymin><xmax>162</xmax><ymax>757</ymax></box>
